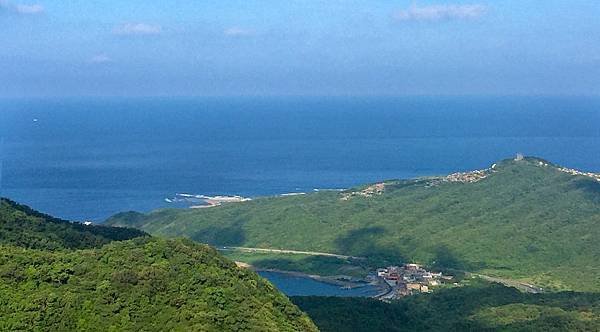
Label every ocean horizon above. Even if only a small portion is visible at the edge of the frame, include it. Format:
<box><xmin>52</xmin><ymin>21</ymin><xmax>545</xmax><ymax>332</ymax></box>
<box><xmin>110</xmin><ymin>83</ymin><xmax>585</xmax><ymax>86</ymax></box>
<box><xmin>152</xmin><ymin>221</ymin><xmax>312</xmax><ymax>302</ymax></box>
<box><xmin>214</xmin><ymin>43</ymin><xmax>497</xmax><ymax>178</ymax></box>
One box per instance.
<box><xmin>1</xmin><ymin>96</ymin><xmax>599</xmax><ymax>221</ymax></box>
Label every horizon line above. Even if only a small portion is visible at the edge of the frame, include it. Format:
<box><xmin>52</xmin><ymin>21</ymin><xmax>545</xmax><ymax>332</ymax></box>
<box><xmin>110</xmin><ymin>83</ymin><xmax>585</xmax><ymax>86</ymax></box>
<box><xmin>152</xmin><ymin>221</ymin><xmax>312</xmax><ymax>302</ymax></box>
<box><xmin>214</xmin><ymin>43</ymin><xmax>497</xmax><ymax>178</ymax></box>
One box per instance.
<box><xmin>1</xmin><ymin>93</ymin><xmax>600</xmax><ymax>100</ymax></box>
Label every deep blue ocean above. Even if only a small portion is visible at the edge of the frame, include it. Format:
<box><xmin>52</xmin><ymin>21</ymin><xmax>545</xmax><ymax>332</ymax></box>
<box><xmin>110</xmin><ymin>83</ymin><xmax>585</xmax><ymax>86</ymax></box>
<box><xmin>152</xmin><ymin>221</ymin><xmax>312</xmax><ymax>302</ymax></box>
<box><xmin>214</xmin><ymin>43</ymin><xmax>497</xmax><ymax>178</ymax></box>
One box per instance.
<box><xmin>1</xmin><ymin>97</ymin><xmax>599</xmax><ymax>221</ymax></box>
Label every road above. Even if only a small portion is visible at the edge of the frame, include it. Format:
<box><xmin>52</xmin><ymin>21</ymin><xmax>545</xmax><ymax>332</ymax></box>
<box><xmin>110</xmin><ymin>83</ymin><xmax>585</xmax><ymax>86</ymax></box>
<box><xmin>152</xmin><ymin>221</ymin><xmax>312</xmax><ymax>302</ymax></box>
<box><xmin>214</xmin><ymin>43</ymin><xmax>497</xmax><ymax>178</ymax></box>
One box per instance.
<box><xmin>218</xmin><ymin>246</ymin><xmax>365</xmax><ymax>260</ymax></box>
<box><xmin>472</xmin><ymin>273</ymin><xmax>544</xmax><ymax>293</ymax></box>
<box><xmin>373</xmin><ymin>277</ymin><xmax>394</xmax><ymax>300</ymax></box>
<box><xmin>221</xmin><ymin>246</ymin><xmax>543</xmax><ymax>294</ymax></box>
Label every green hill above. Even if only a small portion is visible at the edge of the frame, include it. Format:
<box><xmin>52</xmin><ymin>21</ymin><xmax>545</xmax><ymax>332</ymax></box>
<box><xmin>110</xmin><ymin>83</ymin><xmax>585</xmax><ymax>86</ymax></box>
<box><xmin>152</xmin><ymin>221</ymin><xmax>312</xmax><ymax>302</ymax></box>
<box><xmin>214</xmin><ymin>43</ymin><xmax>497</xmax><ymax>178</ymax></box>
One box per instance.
<box><xmin>0</xmin><ymin>238</ymin><xmax>317</xmax><ymax>331</ymax></box>
<box><xmin>292</xmin><ymin>280</ymin><xmax>600</xmax><ymax>332</ymax></box>
<box><xmin>0</xmin><ymin>200</ymin><xmax>317</xmax><ymax>331</ymax></box>
<box><xmin>106</xmin><ymin>157</ymin><xmax>600</xmax><ymax>291</ymax></box>
<box><xmin>0</xmin><ymin>198</ymin><xmax>147</xmax><ymax>250</ymax></box>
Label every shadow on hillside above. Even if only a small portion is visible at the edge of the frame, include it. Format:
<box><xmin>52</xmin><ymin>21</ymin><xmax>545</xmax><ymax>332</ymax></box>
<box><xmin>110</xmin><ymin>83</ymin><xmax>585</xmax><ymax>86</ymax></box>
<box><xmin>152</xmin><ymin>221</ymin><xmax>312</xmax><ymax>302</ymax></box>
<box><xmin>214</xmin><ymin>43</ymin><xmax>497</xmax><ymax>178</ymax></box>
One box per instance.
<box><xmin>431</xmin><ymin>245</ymin><xmax>488</xmax><ymax>271</ymax></box>
<box><xmin>572</xmin><ymin>178</ymin><xmax>600</xmax><ymax>202</ymax></box>
<box><xmin>250</xmin><ymin>255</ymin><xmax>368</xmax><ymax>277</ymax></box>
<box><xmin>334</xmin><ymin>227</ymin><xmax>405</xmax><ymax>266</ymax></box>
<box><xmin>335</xmin><ymin>227</ymin><xmax>485</xmax><ymax>271</ymax></box>
<box><xmin>191</xmin><ymin>220</ymin><xmax>246</xmax><ymax>246</ymax></box>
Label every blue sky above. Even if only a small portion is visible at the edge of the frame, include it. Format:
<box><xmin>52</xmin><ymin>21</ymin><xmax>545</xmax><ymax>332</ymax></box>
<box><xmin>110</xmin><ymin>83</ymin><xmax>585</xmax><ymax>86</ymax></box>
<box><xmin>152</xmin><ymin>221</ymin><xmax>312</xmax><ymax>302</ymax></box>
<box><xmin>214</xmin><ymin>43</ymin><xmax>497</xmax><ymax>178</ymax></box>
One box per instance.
<box><xmin>1</xmin><ymin>1</ymin><xmax>599</xmax><ymax>97</ymax></box>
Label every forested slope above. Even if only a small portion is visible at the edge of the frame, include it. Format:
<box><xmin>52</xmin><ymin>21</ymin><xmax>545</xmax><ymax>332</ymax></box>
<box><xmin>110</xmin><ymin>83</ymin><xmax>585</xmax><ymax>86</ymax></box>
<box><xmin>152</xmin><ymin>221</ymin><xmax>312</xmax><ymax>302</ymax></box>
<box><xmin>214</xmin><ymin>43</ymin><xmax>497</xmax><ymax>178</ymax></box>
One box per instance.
<box><xmin>293</xmin><ymin>280</ymin><xmax>600</xmax><ymax>332</ymax></box>
<box><xmin>107</xmin><ymin>157</ymin><xmax>600</xmax><ymax>291</ymax></box>
<box><xmin>0</xmin><ymin>198</ymin><xmax>146</xmax><ymax>250</ymax></box>
<box><xmin>0</xmin><ymin>199</ymin><xmax>317</xmax><ymax>331</ymax></box>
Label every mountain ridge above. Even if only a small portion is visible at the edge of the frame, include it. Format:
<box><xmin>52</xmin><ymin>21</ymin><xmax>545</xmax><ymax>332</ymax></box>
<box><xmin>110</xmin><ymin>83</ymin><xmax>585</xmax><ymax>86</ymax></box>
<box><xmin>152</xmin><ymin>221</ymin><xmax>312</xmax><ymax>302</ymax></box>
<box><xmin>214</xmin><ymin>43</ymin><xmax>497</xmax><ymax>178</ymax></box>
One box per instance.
<box><xmin>1</xmin><ymin>197</ymin><xmax>147</xmax><ymax>250</ymax></box>
<box><xmin>0</xmin><ymin>198</ymin><xmax>318</xmax><ymax>331</ymax></box>
<box><xmin>106</xmin><ymin>156</ymin><xmax>600</xmax><ymax>291</ymax></box>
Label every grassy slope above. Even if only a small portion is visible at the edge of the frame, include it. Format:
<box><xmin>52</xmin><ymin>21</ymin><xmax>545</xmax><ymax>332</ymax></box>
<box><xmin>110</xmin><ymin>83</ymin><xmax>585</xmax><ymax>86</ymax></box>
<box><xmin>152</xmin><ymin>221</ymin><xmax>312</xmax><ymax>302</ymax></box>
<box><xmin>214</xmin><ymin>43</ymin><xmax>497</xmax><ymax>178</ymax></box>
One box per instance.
<box><xmin>292</xmin><ymin>280</ymin><xmax>600</xmax><ymax>332</ymax></box>
<box><xmin>0</xmin><ymin>200</ymin><xmax>317</xmax><ymax>331</ymax></box>
<box><xmin>106</xmin><ymin>157</ymin><xmax>600</xmax><ymax>291</ymax></box>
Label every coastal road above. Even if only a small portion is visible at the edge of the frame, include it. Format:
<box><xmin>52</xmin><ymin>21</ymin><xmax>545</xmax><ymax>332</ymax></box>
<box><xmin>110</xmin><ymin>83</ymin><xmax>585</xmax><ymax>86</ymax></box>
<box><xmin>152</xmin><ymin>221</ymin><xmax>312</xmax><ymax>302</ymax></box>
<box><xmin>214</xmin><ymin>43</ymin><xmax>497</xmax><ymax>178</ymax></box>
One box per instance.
<box><xmin>373</xmin><ymin>277</ymin><xmax>394</xmax><ymax>300</ymax></box>
<box><xmin>457</xmin><ymin>269</ymin><xmax>544</xmax><ymax>293</ymax></box>
<box><xmin>473</xmin><ymin>273</ymin><xmax>544</xmax><ymax>293</ymax></box>
<box><xmin>218</xmin><ymin>246</ymin><xmax>365</xmax><ymax>260</ymax></box>
<box><xmin>221</xmin><ymin>247</ymin><xmax>543</xmax><ymax>294</ymax></box>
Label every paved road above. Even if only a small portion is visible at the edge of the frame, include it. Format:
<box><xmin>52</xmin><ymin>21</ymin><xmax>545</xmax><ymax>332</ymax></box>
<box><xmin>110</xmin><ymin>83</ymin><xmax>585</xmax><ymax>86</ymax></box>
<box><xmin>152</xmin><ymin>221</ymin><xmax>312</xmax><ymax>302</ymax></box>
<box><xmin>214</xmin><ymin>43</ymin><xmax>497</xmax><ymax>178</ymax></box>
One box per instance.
<box><xmin>373</xmin><ymin>277</ymin><xmax>394</xmax><ymax>300</ymax></box>
<box><xmin>218</xmin><ymin>246</ymin><xmax>365</xmax><ymax>260</ymax></box>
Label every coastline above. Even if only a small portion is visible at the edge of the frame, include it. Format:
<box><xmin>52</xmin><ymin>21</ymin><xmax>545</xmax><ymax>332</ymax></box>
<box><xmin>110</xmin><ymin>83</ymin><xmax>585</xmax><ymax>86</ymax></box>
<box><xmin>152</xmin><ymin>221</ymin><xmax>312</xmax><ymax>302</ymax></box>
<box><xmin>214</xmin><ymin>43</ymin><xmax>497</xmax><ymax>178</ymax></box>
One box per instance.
<box><xmin>236</xmin><ymin>261</ymin><xmax>386</xmax><ymax>294</ymax></box>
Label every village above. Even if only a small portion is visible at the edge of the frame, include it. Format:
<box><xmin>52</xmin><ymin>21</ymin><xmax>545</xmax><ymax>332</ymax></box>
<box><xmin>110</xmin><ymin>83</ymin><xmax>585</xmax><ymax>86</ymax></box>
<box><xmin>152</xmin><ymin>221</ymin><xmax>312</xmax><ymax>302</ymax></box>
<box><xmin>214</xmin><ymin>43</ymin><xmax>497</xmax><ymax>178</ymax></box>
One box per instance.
<box><xmin>374</xmin><ymin>263</ymin><xmax>454</xmax><ymax>300</ymax></box>
<box><xmin>340</xmin><ymin>182</ymin><xmax>387</xmax><ymax>200</ymax></box>
<box><xmin>557</xmin><ymin>166</ymin><xmax>600</xmax><ymax>182</ymax></box>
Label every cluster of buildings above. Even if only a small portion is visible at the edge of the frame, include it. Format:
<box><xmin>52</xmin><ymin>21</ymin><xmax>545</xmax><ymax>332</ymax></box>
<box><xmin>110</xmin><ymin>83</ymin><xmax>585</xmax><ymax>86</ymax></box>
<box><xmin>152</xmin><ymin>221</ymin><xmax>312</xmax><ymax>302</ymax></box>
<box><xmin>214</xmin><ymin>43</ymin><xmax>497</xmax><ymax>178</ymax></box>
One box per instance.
<box><xmin>341</xmin><ymin>182</ymin><xmax>386</xmax><ymax>200</ymax></box>
<box><xmin>531</xmin><ymin>158</ymin><xmax>600</xmax><ymax>182</ymax></box>
<box><xmin>442</xmin><ymin>169</ymin><xmax>492</xmax><ymax>183</ymax></box>
<box><xmin>557</xmin><ymin>166</ymin><xmax>600</xmax><ymax>182</ymax></box>
<box><xmin>424</xmin><ymin>165</ymin><xmax>496</xmax><ymax>188</ymax></box>
<box><xmin>377</xmin><ymin>264</ymin><xmax>452</xmax><ymax>298</ymax></box>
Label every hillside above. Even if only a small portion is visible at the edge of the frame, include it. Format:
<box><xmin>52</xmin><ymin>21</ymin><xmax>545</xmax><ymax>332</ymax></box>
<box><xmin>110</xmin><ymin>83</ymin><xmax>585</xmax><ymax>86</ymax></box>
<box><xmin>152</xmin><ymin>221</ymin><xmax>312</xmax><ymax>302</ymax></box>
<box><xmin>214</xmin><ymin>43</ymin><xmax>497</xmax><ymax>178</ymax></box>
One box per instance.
<box><xmin>106</xmin><ymin>157</ymin><xmax>600</xmax><ymax>291</ymax></box>
<box><xmin>0</xmin><ymin>238</ymin><xmax>317</xmax><ymax>331</ymax></box>
<box><xmin>293</xmin><ymin>280</ymin><xmax>600</xmax><ymax>332</ymax></box>
<box><xmin>0</xmin><ymin>200</ymin><xmax>318</xmax><ymax>331</ymax></box>
<box><xmin>0</xmin><ymin>198</ymin><xmax>147</xmax><ymax>250</ymax></box>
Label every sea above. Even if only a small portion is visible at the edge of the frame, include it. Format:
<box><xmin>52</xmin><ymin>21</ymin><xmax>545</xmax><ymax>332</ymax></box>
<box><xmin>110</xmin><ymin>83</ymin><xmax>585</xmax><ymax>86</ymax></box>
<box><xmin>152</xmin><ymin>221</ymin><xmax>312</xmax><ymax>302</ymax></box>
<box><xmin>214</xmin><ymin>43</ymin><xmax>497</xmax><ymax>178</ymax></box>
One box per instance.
<box><xmin>1</xmin><ymin>96</ymin><xmax>599</xmax><ymax>222</ymax></box>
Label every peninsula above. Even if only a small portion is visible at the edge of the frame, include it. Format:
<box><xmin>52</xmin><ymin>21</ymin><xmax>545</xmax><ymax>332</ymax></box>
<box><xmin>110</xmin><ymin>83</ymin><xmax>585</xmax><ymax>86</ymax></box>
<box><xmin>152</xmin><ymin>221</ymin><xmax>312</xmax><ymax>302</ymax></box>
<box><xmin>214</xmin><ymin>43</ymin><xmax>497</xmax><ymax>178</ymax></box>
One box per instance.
<box><xmin>107</xmin><ymin>156</ymin><xmax>600</xmax><ymax>293</ymax></box>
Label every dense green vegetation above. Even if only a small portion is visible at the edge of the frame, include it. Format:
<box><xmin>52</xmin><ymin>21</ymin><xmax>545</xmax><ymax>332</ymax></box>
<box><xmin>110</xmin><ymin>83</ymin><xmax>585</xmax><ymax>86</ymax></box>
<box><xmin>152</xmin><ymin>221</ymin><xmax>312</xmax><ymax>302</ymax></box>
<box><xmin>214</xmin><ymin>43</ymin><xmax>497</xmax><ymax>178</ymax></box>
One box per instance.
<box><xmin>292</xmin><ymin>280</ymin><xmax>600</xmax><ymax>331</ymax></box>
<box><xmin>0</xmin><ymin>199</ymin><xmax>318</xmax><ymax>331</ymax></box>
<box><xmin>0</xmin><ymin>238</ymin><xmax>317</xmax><ymax>331</ymax></box>
<box><xmin>106</xmin><ymin>157</ymin><xmax>600</xmax><ymax>291</ymax></box>
<box><xmin>1</xmin><ymin>198</ymin><xmax>147</xmax><ymax>250</ymax></box>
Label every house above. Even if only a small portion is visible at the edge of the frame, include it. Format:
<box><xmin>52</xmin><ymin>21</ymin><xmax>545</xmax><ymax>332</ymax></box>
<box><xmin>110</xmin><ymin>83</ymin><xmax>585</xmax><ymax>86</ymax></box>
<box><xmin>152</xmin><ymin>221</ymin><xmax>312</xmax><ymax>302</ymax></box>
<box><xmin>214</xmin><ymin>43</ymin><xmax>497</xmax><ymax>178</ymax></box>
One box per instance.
<box><xmin>403</xmin><ymin>275</ymin><xmax>416</xmax><ymax>282</ymax></box>
<box><xmin>407</xmin><ymin>283</ymin><xmax>421</xmax><ymax>291</ymax></box>
<box><xmin>387</xmin><ymin>272</ymin><xmax>399</xmax><ymax>280</ymax></box>
<box><xmin>396</xmin><ymin>283</ymin><xmax>410</xmax><ymax>296</ymax></box>
<box><xmin>404</xmin><ymin>263</ymin><xmax>420</xmax><ymax>271</ymax></box>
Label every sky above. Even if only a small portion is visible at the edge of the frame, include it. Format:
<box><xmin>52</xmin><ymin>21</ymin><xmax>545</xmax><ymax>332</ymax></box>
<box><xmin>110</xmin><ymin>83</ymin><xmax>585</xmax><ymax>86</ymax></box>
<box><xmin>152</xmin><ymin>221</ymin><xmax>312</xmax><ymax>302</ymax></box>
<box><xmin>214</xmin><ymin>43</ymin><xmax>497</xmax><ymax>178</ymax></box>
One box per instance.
<box><xmin>1</xmin><ymin>0</ymin><xmax>599</xmax><ymax>97</ymax></box>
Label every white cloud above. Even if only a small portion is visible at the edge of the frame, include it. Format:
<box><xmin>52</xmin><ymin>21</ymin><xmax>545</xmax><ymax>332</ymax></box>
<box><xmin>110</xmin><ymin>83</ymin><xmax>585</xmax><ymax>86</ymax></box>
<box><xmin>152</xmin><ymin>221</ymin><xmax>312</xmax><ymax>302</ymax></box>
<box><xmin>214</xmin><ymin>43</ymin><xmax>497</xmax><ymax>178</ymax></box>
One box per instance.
<box><xmin>394</xmin><ymin>4</ymin><xmax>486</xmax><ymax>22</ymax></box>
<box><xmin>0</xmin><ymin>0</ymin><xmax>44</xmax><ymax>15</ymax></box>
<box><xmin>15</xmin><ymin>3</ymin><xmax>43</xmax><ymax>14</ymax></box>
<box><xmin>224</xmin><ymin>27</ymin><xmax>254</xmax><ymax>37</ymax></box>
<box><xmin>113</xmin><ymin>23</ymin><xmax>162</xmax><ymax>36</ymax></box>
<box><xmin>89</xmin><ymin>54</ymin><xmax>112</xmax><ymax>64</ymax></box>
